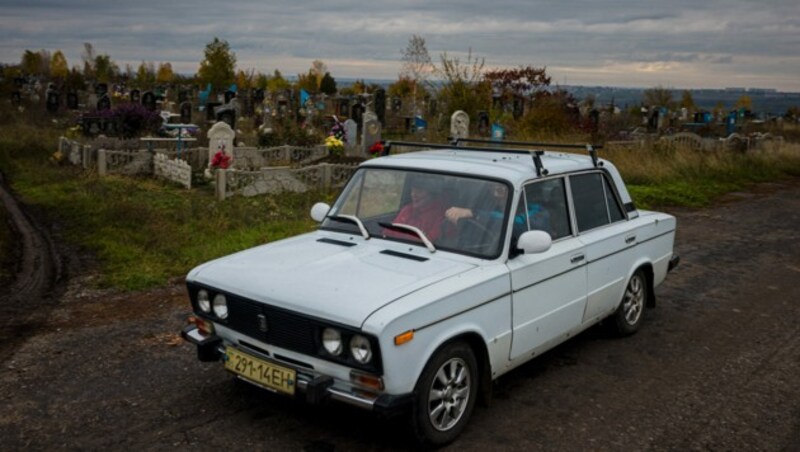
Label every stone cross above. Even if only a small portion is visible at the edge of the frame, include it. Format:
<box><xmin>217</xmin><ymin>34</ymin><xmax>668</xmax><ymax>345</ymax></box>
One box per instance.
<box><xmin>207</xmin><ymin>121</ymin><xmax>236</xmax><ymax>168</ymax></box>
<box><xmin>450</xmin><ymin>110</ymin><xmax>470</xmax><ymax>140</ymax></box>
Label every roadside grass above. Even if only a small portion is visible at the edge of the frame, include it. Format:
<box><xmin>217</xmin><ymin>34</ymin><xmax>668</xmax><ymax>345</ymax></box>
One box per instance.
<box><xmin>607</xmin><ymin>143</ymin><xmax>800</xmax><ymax>208</ymax></box>
<box><xmin>0</xmin><ymin>206</ymin><xmax>12</xmax><ymax>286</ymax></box>
<box><xmin>2</xmin><ymin>117</ymin><xmax>800</xmax><ymax>291</ymax></box>
<box><xmin>0</xmin><ymin>121</ymin><xmax>329</xmax><ymax>290</ymax></box>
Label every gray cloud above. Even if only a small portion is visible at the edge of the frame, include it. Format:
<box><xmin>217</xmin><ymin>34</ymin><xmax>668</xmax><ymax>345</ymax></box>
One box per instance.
<box><xmin>0</xmin><ymin>0</ymin><xmax>799</xmax><ymax>90</ymax></box>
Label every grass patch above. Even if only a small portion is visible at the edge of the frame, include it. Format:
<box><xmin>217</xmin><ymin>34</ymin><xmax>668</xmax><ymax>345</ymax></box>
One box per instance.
<box><xmin>606</xmin><ymin>144</ymin><xmax>800</xmax><ymax>209</ymax></box>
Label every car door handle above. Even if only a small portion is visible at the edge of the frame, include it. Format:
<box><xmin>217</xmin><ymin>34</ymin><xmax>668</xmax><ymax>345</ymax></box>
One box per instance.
<box><xmin>570</xmin><ymin>254</ymin><xmax>585</xmax><ymax>264</ymax></box>
<box><xmin>625</xmin><ymin>235</ymin><xmax>636</xmax><ymax>244</ymax></box>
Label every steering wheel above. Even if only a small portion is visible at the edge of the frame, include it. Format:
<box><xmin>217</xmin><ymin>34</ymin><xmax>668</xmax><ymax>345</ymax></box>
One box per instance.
<box><xmin>458</xmin><ymin>218</ymin><xmax>501</xmax><ymax>252</ymax></box>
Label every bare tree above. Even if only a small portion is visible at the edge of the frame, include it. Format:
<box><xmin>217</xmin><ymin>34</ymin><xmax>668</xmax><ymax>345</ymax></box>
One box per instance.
<box><xmin>400</xmin><ymin>34</ymin><xmax>433</xmax><ymax>114</ymax></box>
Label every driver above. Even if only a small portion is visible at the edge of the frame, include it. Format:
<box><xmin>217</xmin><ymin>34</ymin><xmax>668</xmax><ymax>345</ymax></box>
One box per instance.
<box><xmin>385</xmin><ymin>175</ymin><xmax>447</xmax><ymax>241</ymax></box>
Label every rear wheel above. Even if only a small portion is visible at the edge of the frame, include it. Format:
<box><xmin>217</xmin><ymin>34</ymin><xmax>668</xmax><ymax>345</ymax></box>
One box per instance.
<box><xmin>609</xmin><ymin>269</ymin><xmax>648</xmax><ymax>336</ymax></box>
<box><xmin>412</xmin><ymin>341</ymin><xmax>478</xmax><ymax>447</ymax></box>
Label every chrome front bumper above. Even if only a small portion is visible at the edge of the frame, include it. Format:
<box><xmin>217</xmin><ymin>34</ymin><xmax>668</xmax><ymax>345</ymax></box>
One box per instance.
<box><xmin>181</xmin><ymin>325</ymin><xmax>412</xmax><ymax>415</ymax></box>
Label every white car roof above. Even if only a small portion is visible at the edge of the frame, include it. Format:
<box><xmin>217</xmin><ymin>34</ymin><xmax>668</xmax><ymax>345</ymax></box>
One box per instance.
<box><xmin>361</xmin><ymin>148</ymin><xmax>602</xmax><ymax>186</ymax></box>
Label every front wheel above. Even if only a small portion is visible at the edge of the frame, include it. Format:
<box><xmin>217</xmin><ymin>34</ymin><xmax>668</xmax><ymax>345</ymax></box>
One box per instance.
<box><xmin>412</xmin><ymin>341</ymin><xmax>478</xmax><ymax>447</ymax></box>
<box><xmin>608</xmin><ymin>269</ymin><xmax>648</xmax><ymax>336</ymax></box>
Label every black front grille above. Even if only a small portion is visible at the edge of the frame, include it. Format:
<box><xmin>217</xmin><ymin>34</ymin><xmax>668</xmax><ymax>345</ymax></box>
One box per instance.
<box><xmin>226</xmin><ymin>295</ymin><xmax>318</xmax><ymax>356</ymax></box>
<box><xmin>187</xmin><ymin>282</ymin><xmax>383</xmax><ymax>374</ymax></box>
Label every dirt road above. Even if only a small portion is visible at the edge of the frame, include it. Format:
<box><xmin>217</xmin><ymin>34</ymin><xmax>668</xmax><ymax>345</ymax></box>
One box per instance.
<box><xmin>1</xmin><ymin>179</ymin><xmax>798</xmax><ymax>451</ymax></box>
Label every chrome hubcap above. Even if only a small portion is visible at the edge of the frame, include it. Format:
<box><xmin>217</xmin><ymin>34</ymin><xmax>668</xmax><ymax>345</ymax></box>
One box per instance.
<box><xmin>623</xmin><ymin>275</ymin><xmax>645</xmax><ymax>325</ymax></box>
<box><xmin>428</xmin><ymin>357</ymin><xmax>471</xmax><ymax>431</ymax></box>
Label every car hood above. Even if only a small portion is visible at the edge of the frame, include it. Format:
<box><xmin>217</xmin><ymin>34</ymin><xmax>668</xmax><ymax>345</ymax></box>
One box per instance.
<box><xmin>188</xmin><ymin>232</ymin><xmax>476</xmax><ymax>328</ymax></box>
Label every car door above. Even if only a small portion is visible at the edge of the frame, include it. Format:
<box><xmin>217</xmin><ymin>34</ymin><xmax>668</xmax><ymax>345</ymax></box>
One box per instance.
<box><xmin>569</xmin><ymin>172</ymin><xmax>635</xmax><ymax>324</ymax></box>
<box><xmin>507</xmin><ymin>177</ymin><xmax>587</xmax><ymax>361</ymax></box>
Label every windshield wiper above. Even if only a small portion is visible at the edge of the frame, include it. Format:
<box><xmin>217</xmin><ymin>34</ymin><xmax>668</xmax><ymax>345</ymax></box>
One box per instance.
<box><xmin>328</xmin><ymin>214</ymin><xmax>370</xmax><ymax>239</ymax></box>
<box><xmin>379</xmin><ymin>222</ymin><xmax>436</xmax><ymax>253</ymax></box>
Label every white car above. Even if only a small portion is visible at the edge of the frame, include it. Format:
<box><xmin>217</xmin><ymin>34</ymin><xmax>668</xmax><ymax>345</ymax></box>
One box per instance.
<box><xmin>181</xmin><ymin>141</ymin><xmax>679</xmax><ymax>446</ymax></box>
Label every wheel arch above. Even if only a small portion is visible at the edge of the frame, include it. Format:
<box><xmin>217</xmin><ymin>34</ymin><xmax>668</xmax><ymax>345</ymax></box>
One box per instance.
<box><xmin>419</xmin><ymin>332</ymin><xmax>493</xmax><ymax>407</ymax></box>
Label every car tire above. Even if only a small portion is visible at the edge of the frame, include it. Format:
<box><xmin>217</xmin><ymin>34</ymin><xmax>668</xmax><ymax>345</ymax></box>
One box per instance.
<box><xmin>412</xmin><ymin>341</ymin><xmax>478</xmax><ymax>447</ymax></box>
<box><xmin>608</xmin><ymin>268</ymin><xmax>648</xmax><ymax>336</ymax></box>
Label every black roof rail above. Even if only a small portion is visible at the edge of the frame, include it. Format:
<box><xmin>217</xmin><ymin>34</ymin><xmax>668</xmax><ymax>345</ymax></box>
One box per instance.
<box><xmin>450</xmin><ymin>137</ymin><xmax>604</xmax><ymax>168</ymax></box>
<box><xmin>380</xmin><ymin>141</ymin><xmax>550</xmax><ymax>176</ymax></box>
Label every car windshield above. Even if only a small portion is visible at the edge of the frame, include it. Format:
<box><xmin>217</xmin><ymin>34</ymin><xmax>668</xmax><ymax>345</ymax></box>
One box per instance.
<box><xmin>321</xmin><ymin>168</ymin><xmax>511</xmax><ymax>258</ymax></box>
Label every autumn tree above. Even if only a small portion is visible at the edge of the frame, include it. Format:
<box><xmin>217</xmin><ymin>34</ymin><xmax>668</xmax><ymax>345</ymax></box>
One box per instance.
<box><xmin>198</xmin><ymin>37</ymin><xmax>236</xmax><ymax>93</ymax></box>
<box><xmin>643</xmin><ymin>86</ymin><xmax>674</xmax><ymax>108</ymax></box>
<box><xmin>267</xmin><ymin>70</ymin><xmax>291</xmax><ymax>92</ymax></box>
<box><xmin>81</xmin><ymin>42</ymin><xmax>96</xmax><ymax>78</ymax></box>
<box><xmin>735</xmin><ymin>95</ymin><xmax>753</xmax><ymax>110</ymax></box>
<box><xmin>319</xmin><ymin>72</ymin><xmax>337</xmax><ymax>95</ymax></box>
<box><xmin>435</xmin><ymin>49</ymin><xmax>489</xmax><ymax>118</ymax></box>
<box><xmin>482</xmin><ymin>65</ymin><xmax>551</xmax><ymax>103</ymax></box>
<box><xmin>136</xmin><ymin>61</ymin><xmax>156</xmax><ymax>88</ymax></box>
<box><xmin>680</xmin><ymin>90</ymin><xmax>696</xmax><ymax>110</ymax></box>
<box><xmin>156</xmin><ymin>62</ymin><xmax>175</xmax><ymax>84</ymax></box>
<box><xmin>235</xmin><ymin>68</ymin><xmax>256</xmax><ymax>90</ymax></box>
<box><xmin>20</xmin><ymin>49</ymin><xmax>49</xmax><ymax>76</ymax></box>
<box><xmin>50</xmin><ymin>51</ymin><xmax>69</xmax><ymax>80</ymax></box>
<box><xmin>400</xmin><ymin>34</ymin><xmax>433</xmax><ymax>113</ymax></box>
<box><xmin>93</xmin><ymin>54</ymin><xmax>118</xmax><ymax>83</ymax></box>
<box><xmin>310</xmin><ymin>60</ymin><xmax>327</xmax><ymax>89</ymax></box>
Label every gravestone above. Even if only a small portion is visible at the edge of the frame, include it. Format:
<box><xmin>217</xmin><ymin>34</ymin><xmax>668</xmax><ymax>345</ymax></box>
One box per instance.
<box><xmin>178</xmin><ymin>90</ymin><xmax>189</xmax><ymax>104</ymax></box>
<box><xmin>392</xmin><ymin>97</ymin><xmax>402</xmax><ymax>112</ymax></box>
<box><xmin>491</xmin><ymin>123</ymin><xmax>505</xmax><ymax>141</ymax></box>
<box><xmin>130</xmin><ymin>89</ymin><xmax>140</xmax><ymax>104</ymax></box>
<box><xmin>142</xmin><ymin>91</ymin><xmax>156</xmax><ymax>111</ymax></box>
<box><xmin>337</xmin><ymin>99</ymin><xmax>349</xmax><ymax>117</ymax></box>
<box><xmin>253</xmin><ymin>89</ymin><xmax>265</xmax><ymax>105</ymax></box>
<box><xmin>224</xmin><ymin>90</ymin><xmax>236</xmax><ymax>104</ymax></box>
<box><xmin>374</xmin><ymin>88</ymin><xmax>386</xmax><ymax>125</ymax></box>
<box><xmin>180</xmin><ymin>102</ymin><xmax>192</xmax><ymax>124</ymax></box>
<box><xmin>207</xmin><ymin>121</ymin><xmax>236</xmax><ymax>168</ymax></box>
<box><xmin>351</xmin><ymin>103</ymin><xmax>364</xmax><ymax>128</ymax></box>
<box><xmin>66</xmin><ymin>92</ymin><xmax>79</xmax><ymax>110</ymax></box>
<box><xmin>11</xmin><ymin>91</ymin><xmax>21</xmax><ymax>105</ymax></box>
<box><xmin>344</xmin><ymin>119</ymin><xmax>358</xmax><ymax>152</ymax></box>
<box><xmin>477</xmin><ymin>111</ymin><xmax>490</xmax><ymax>136</ymax></box>
<box><xmin>450</xmin><ymin>110</ymin><xmax>470</xmax><ymax>140</ymax></box>
<box><xmin>95</xmin><ymin>83</ymin><xmax>108</xmax><ymax>96</ymax></box>
<box><xmin>362</xmin><ymin>112</ymin><xmax>381</xmax><ymax>156</ymax></box>
<box><xmin>97</xmin><ymin>95</ymin><xmax>111</xmax><ymax>111</ymax></box>
<box><xmin>512</xmin><ymin>97</ymin><xmax>524</xmax><ymax>120</ymax></box>
<box><xmin>46</xmin><ymin>89</ymin><xmax>60</xmax><ymax>113</ymax></box>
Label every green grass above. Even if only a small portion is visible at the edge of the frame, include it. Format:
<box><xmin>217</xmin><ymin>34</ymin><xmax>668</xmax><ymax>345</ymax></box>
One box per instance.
<box><xmin>1</xmin><ymin>116</ymin><xmax>800</xmax><ymax>291</ymax></box>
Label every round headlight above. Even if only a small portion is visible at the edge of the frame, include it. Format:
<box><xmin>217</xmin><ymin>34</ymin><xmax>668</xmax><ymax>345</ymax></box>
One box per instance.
<box><xmin>212</xmin><ymin>294</ymin><xmax>228</xmax><ymax>319</ymax></box>
<box><xmin>322</xmin><ymin>328</ymin><xmax>343</xmax><ymax>356</ymax></box>
<box><xmin>350</xmin><ymin>335</ymin><xmax>372</xmax><ymax>364</ymax></box>
<box><xmin>197</xmin><ymin>290</ymin><xmax>211</xmax><ymax>313</ymax></box>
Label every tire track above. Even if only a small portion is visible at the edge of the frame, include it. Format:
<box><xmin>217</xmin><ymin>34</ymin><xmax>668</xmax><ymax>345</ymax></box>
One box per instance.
<box><xmin>0</xmin><ymin>172</ymin><xmax>63</xmax><ymax>360</ymax></box>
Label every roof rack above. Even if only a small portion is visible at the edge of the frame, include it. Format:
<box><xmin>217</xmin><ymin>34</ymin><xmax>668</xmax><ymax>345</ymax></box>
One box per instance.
<box><xmin>450</xmin><ymin>137</ymin><xmax>604</xmax><ymax>169</ymax></box>
<box><xmin>381</xmin><ymin>140</ymin><xmax>551</xmax><ymax>176</ymax></box>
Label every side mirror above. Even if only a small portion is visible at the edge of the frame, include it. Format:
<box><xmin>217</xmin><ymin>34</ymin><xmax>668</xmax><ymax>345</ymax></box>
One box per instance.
<box><xmin>517</xmin><ymin>230</ymin><xmax>552</xmax><ymax>254</ymax></box>
<box><xmin>310</xmin><ymin>202</ymin><xmax>331</xmax><ymax>222</ymax></box>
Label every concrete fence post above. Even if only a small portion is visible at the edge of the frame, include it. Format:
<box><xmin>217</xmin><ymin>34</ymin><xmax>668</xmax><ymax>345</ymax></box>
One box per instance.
<box><xmin>215</xmin><ymin>169</ymin><xmax>227</xmax><ymax>201</ymax></box>
<box><xmin>97</xmin><ymin>149</ymin><xmax>107</xmax><ymax>176</ymax></box>
<box><xmin>321</xmin><ymin>163</ymin><xmax>332</xmax><ymax>191</ymax></box>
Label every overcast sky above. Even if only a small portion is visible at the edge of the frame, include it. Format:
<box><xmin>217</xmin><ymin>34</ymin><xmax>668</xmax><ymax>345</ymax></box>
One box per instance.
<box><xmin>1</xmin><ymin>0</ymin><xmax>799</xmax><ymax>91</ymax></box>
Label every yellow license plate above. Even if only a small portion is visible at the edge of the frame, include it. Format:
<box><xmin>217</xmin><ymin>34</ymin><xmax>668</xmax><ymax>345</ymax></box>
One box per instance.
<box><xmin>224</xmin><ymin>347</ymin><xmax>296</xmax><ymax>395</ymax></box>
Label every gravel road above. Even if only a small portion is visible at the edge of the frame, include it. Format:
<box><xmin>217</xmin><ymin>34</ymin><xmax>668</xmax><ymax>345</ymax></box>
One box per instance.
<box><xmin>1</xmin><ymin>178</ymin><xmax>798</xmax><ymax>451</ymax></box>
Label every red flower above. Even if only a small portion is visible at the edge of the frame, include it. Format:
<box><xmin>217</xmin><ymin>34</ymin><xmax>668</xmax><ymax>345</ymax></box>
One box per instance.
<box><xmin>211</xmin><ymin>150</ymin><xmax>231</xmax><ymax>169</ymax></box>
<box><xmin>368</xmin><ymin>142</ymin><xmax>384</xmax><ymax>156</ymax></box>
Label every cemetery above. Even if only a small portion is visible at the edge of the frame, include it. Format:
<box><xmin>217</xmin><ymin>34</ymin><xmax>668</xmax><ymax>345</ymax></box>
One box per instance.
<box><xmin>2</xmin><ymin>36</ymin><xmax>800</xmax><ymax>452</ymax></box>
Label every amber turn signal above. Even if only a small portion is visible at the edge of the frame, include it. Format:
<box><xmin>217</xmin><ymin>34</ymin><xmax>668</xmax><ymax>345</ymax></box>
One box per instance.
<box><xmin>394</xmin><ymin>330</ymin><xmax>414</xmax><ymax>346</ymax></box>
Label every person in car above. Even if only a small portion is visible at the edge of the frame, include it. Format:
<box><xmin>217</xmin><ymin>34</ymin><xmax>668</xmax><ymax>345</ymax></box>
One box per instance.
<box><xmin>385</xmin><ymin>176</ymin><xmax>447</xmax><ymax>241</ymax></box>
